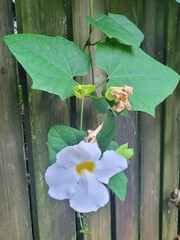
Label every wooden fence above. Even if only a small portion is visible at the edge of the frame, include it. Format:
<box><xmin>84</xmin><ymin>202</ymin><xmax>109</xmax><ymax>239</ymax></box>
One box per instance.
<box><xmin>0</xmin><ymin>0</ymin><xmax>180</xmax><ymax>239</ymax></box>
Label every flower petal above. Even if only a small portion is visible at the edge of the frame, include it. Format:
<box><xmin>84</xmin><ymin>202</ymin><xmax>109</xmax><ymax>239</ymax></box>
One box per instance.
<box><xmin>95</xmin><ymin>150</ymin><xmax>128</xmax><ymax>184</ymax></box>
<box><xmin>45</xmin><ymin>163</ymin><xmax>78</xmax><ymax>200</ymax></box>
<box><xmin>69</xmin><ymin>172</ymin><xmax>109</xmax><ymax>213</ymax></box>
<box><xmin>57</xmin><ymin>141</ymin><xmax>101</xmax><ymax>167</ymax></box>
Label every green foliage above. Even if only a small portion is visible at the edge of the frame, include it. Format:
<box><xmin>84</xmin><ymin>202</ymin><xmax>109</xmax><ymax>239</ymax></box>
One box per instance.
<box><xmin>107</xmin><ymin>140</ymin><xmax>119</xmax><ymax>150</ymax></box>
<box><xmin>116</xmin><ymin>143</ymin><xmax>134</xmax><ymax>160</ymax></box>
<box><xmin>3</xmin><ymin>34</ymin><xmax>90</xmax><ymax>100</ymax></box>
<box><xmin>73</xmin><ymin>85</ymin><xmax>95</xmax><ymax>99</ymax></box>
<box><xmin>96</xmin><ymin>111</ymin><xmax>115</xmax><ymax>152</ymax></box>
<box><xmin>3</xmin><ymin>16</ymin><xmax>179</xmax><ymax>116</ymax></box>
<box><xmin>3</xmin><ymin>12</ymin><xmax>180</xmax><ymax>207</ymax></box>
<box><xmin>48</xmin><ymin>125</ymin><xmax>87</xmax><ymax>164</ymax></box>
<box><xmin>108</xmin><ymin>171</ymin><xmax>128</xmax><ymax>201</ymax></box>
<box><xmin>92</xmin><ymin>92</ymin><xmax>109</xmax><ymax>113</ymax></box>
<box><xmin>86</xmin><ymin>13</ymin><xmax>144</xmax><ymax>46</ymax></box>
<box><xmin>96</xmin><ymin>40</ymin><xmax>179</xmax><ymax>116</ymax></box>
<box><xmin>108</xmin><ymin>143</ymin><xmax>133</xmax><ymax>200</ymax></box>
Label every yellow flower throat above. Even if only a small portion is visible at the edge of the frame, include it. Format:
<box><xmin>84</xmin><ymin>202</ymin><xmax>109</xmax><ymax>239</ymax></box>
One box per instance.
<box><xmin>75</xmin><ymin>161</ymin><xmax>95</xmax><ymax>176</ymax></box>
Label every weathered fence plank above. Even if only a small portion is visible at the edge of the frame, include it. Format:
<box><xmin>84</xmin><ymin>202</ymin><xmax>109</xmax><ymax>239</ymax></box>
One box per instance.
<box><xmin>162</xmin><ymin>1</ymin><xmax>180</xmax><ymax>239</ymax></box>
<box><xmin>15</xmin><ymin>0</ymin><xmax>76</xmax><ymax>239</ymax></box>
<box><xmin>140</xmin><ymin>0</ymin><xmax>166</xmax><ymax>239</ymax></box>
<box><xmin>72</xmin><ymin>1</ymin><xmax>111</xmax><ymax>239</ymax></box>
<box><xmin>108</xmin><ymin>1</ymin><xmax>143</xmax><ymax>239</ymax></box>
<box><xmin>140</xmin><ymin>112</ymin><xmax>161</xmax><ymax>240</ymax></box>
<box><xmin>115</xmin><ymin>113</ymin><xmax>140</xmax><ymax>240</ymax></box>
<box><xmin>0</xmin><ymin>0</ymin><xmax>32</xmax><ymax>239</ymax></box>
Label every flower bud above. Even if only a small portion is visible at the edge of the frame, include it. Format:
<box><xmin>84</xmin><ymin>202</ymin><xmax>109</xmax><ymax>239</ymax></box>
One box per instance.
<box><xmin>73</xmin><ymin>85</ymin><xmax>95</xmax><ymax>99</ymax></box>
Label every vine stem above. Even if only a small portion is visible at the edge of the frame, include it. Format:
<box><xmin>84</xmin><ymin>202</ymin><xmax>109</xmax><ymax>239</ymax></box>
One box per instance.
<box><xmin>88</xmin><ymin>44</ymin><xmax>95</xmax><ymax>85</ymax></box>
<box><xmin>88</xmin><ymin>0</ymin><xmax>95</xmax><ymax>85</ymax></box>
<box><xmin>89</xmin><ymin>0</ymin><xmax>93</xmax><ymax>19</ymax></box>
<box><xmin>77</xmin><ymin>212</ymin><xmax>83</xmax><ymax>228</ymax></box>
<box><xmin>80</xmin><ymin>97</ymin><xmax>85</xmax><ymax>131</ymax></box>
<box><xmin>77</xmin><ymin>0</ymin><xmax>94</xmax><ymax>235</ymax></box>
<box><xmin>77</xmin><ymin>212</ymin><xmax>91</xmax><ymax>234</ymax></box>
<box><xmin>80</xmin><ymin>0</ymin><xmax>94</xmax><ymax>132</ymax></box>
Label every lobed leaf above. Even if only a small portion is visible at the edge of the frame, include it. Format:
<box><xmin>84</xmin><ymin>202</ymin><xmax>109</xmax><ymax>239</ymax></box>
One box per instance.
<box><xmin>3</xmin><ymin>34</ymin><xmax>90</xmax><ymax>100</ymax></box>
<box><xmin>96</xmin><ymin>110</ymin><xmax>115</xmax><ymax>152</ymax></box>
<box><xmin>86</xmin><ymin>13</ymin><xmax>144</xmax><ymax>46</ymax></box>
<box><xmin>48</xmin><ymin>125</ymin><xmax>87</xmax><ymax>164</ymax></box>
<box><xmin>108</xmin><ymin>171</ymin><xmax>128</xmax><ymax>201</ymax></box>
<box><xmin>107</xmin><ymin>140</ymin><xmax>119</xmax><ymax>151</ymax></box>
<box><xmin>96</xmin><ymin>40</ymin><xmax>180</xmax><ymax>116</ymax></box>
<box><xmin>92</xmin><ymin>92</ymin><xmax>109</xmax><ymax>113</ymax></box>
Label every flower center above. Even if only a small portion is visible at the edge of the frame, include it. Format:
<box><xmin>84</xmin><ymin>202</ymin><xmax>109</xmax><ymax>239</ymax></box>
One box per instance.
<box><xmin>75</xmin><ymin>161</ymin><xmax>95</xmax><ymax>176</ymax></box>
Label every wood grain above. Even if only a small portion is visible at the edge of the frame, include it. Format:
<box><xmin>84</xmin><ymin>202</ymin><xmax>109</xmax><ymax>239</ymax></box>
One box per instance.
<box><xmin>15</xmin><ymin>0</ymin><xmax>76</xmax><ymax>239</ymax></box>
<box><xmin>108</xmin><ymin>1</ymin><xmax>143</xmax><ymax>239</ymax></box>
<box><xmin>0</xmin><ymin>0</ymin><xmax>32</xmax><ymax>239</ymax></box>
<box><xmin>162</xmin><ymin>1</ymin><xmax>180</xmax><ymax>239</ymax></box>
<box><xmin>140</xmin><ymin>0</ymin><xmax>165</xmax><ymax>239</ymax></box>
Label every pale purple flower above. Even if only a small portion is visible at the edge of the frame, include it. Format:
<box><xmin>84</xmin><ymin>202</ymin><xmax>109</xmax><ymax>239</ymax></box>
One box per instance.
<box><xmin>45</xmin><ymin>141</ymin><xmax>127</xmax><ymax>213</ymax></box>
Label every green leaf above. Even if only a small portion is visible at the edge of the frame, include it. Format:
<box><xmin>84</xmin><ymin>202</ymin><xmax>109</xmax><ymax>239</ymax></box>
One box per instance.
<box><xmin>96</xmin><ymin>40</ymin><xmax>179</xmax><ymax>116</ymax></box>
<box><xmin>116</xmin><ymin>143</ymin><xmax>134</xmax><ymax>160</ymax></box>
<box><xmin>73</xmin><ymin>85</ymin><xmax>95</xmax><ymax>99</ymax></box>
<box><xmin>86</xmin><ymin>13</ymin><xmax>144</xmax><ymax>46</ymax></box>
<box><xmin>48</xmin><ymin>125</ymin><xmax>87</xmax><ymax>164</ymax></box>
<box><xmin>108</xmin><ymin>171</ymin><xmax>128</xmax><ymax>201</ymax></box>
<box><xmin>175</xmin><ymin>0</ymin><xmax>180</xmax><ymax>3</ymax></box>
<box><xmin>3</xmin><ymin>34</ymin><xmax>90</xmax><ymax>100</ymax></box>
<box><xmin>107</xmin><ymin>140</ymin><xmax>119</xmax><ymax>150</ymax></box>
<box><xmin>96</xmin><ymin>111</ymin><xmax>115</xmax><ymax>152</ymax></box>
<box><xmin>92</xmin><ymin>92</ymin><xmax>109</xmax><ymax>113</ymax></box>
